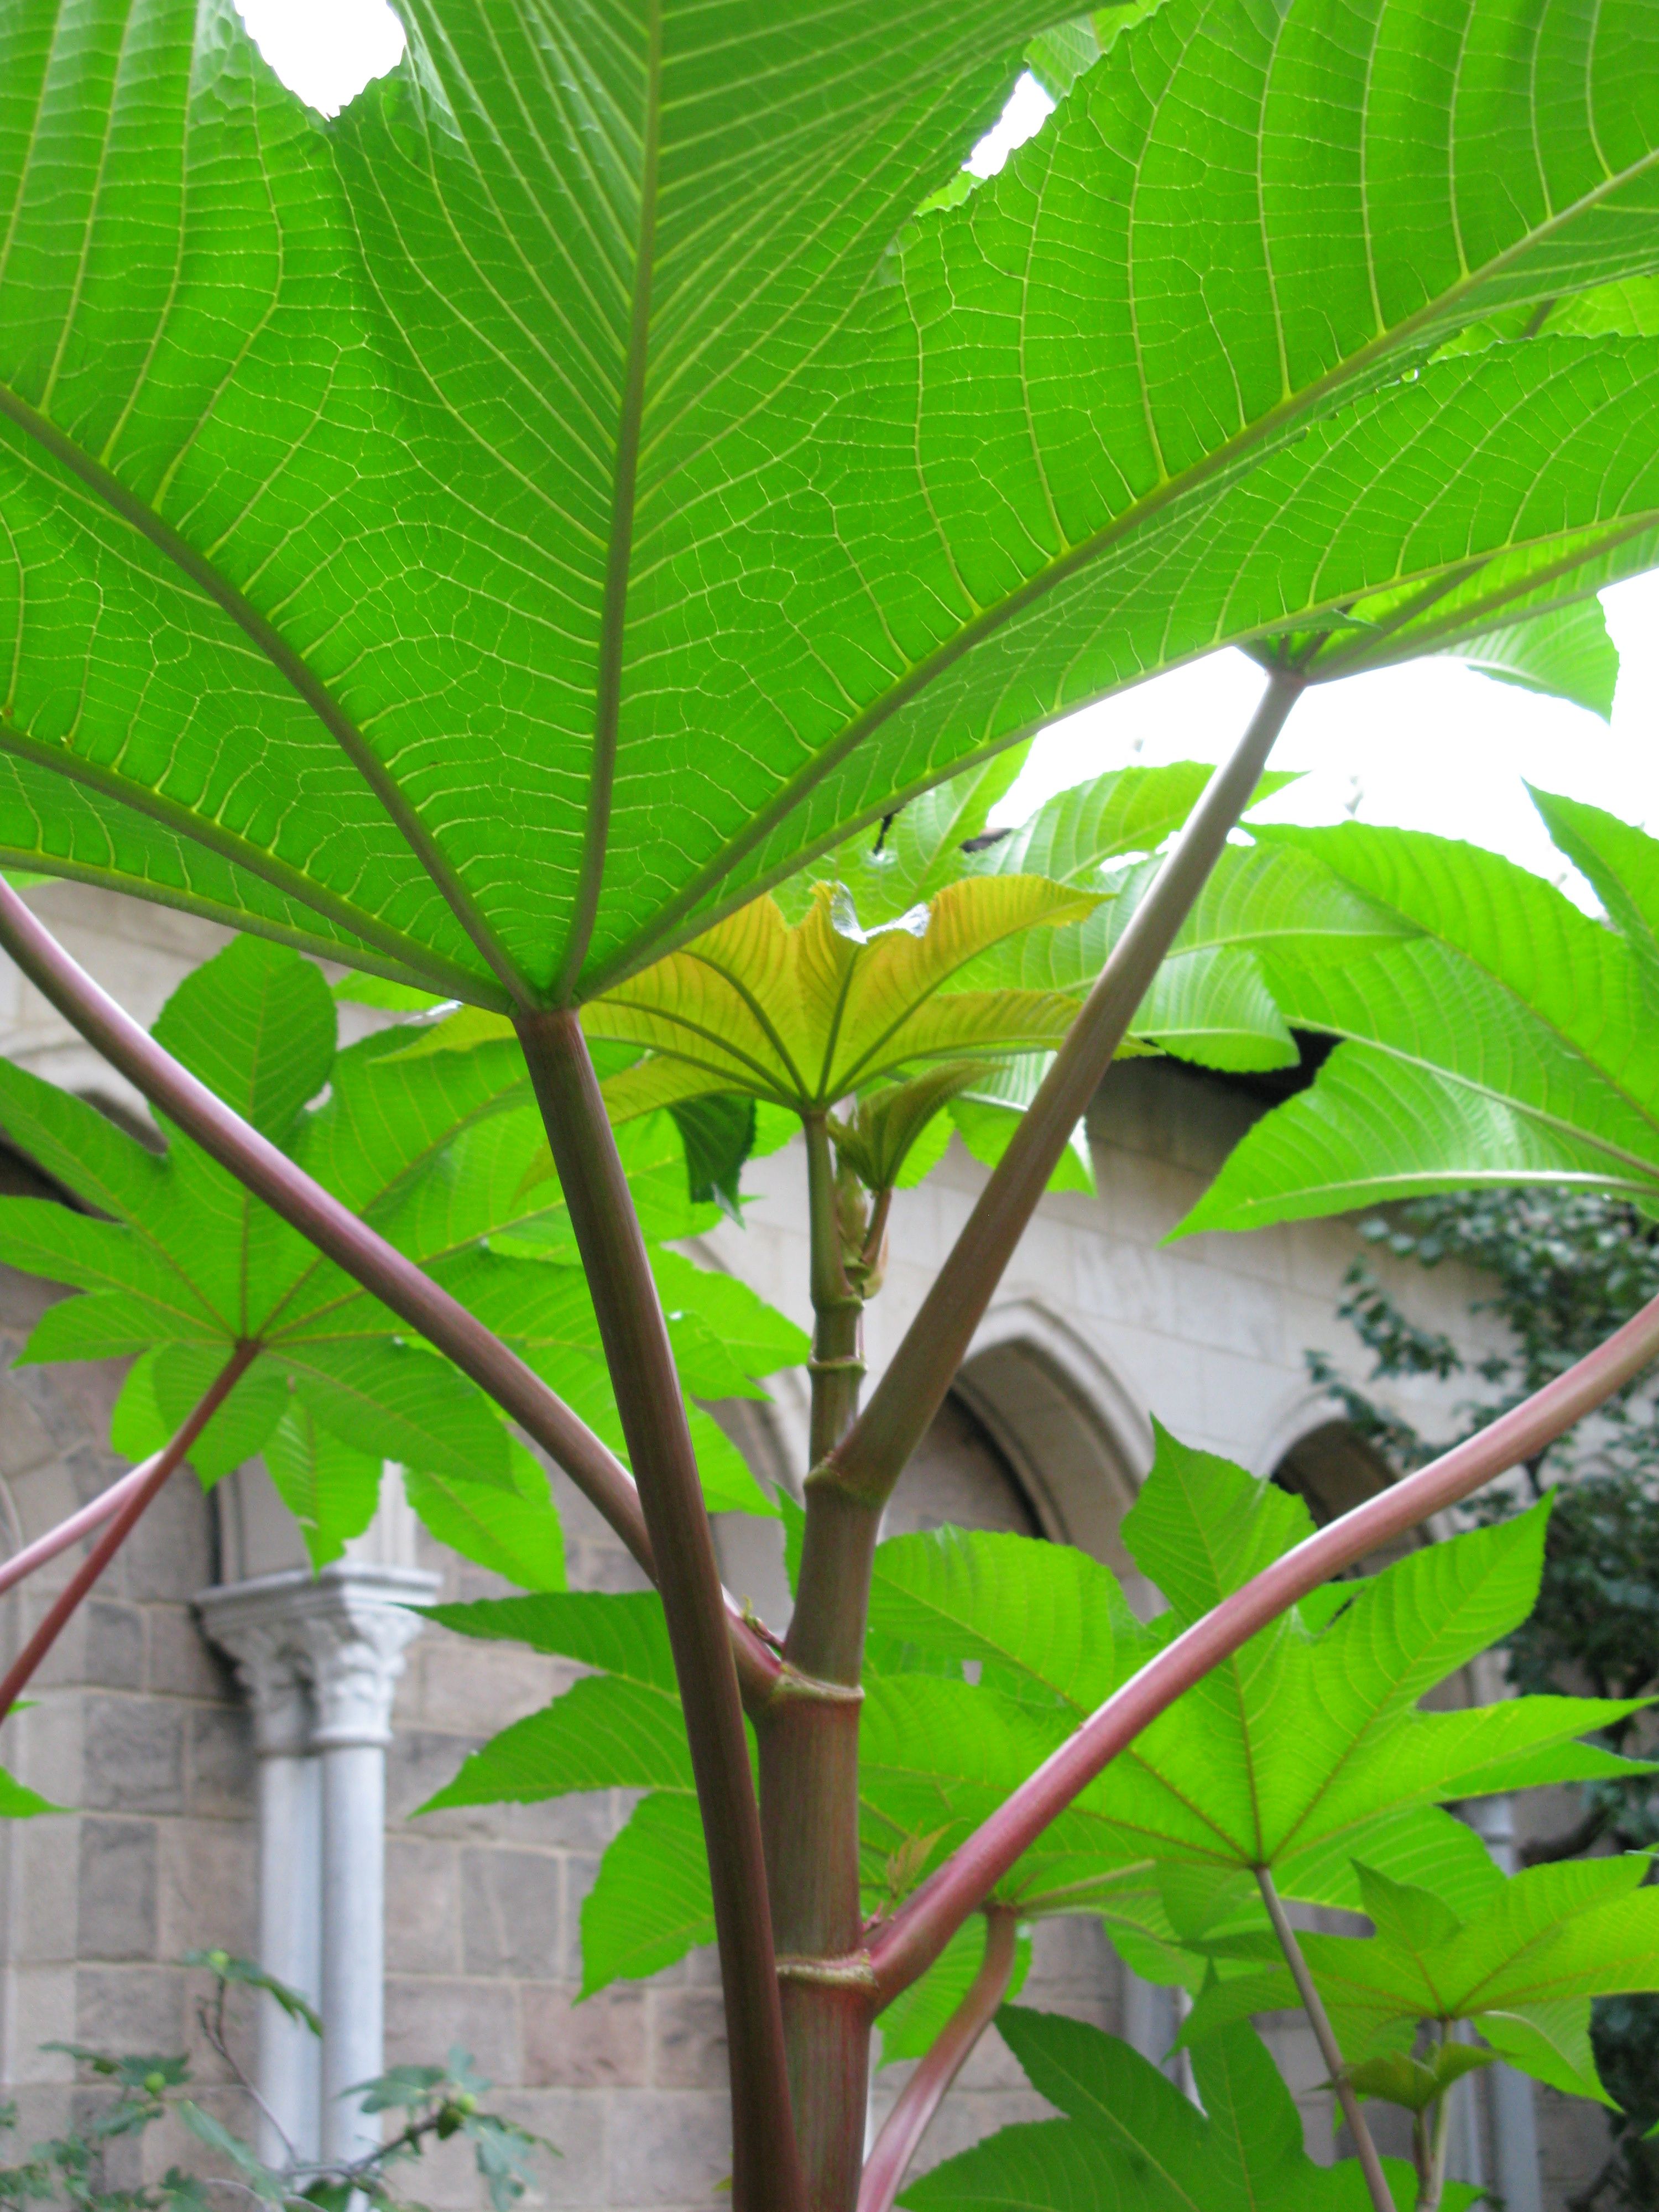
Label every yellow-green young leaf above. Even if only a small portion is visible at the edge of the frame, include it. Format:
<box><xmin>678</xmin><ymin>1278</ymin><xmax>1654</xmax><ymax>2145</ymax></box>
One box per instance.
<box><xmin>581</xmin><ymin>879</ymin><xmax>1099</xmax><ymax>1113</ymax></box>
<box><xmin>830</xmin><ymin>1063</ymin><xmax>998</xmax><ymax>1192</ymax></box>
<box><xmin>902</xmin><ymin>2008</ymin><xmax>1443</xmax><ymax>2212</ymax></box>
<box><xmin>1343</xmin><ymin>2046</ymin><xmax>1495</xmax><ymax>2118</ymax></box>
<box><xmin>264</xmin><ymin>1402</ymin><xmax>383</xmax><ymax>1570</ymax></box>
<box><xmin>401</xmin><ymin>1441</ymin><xmax>565</xmax><ymax>1593</ymax></box>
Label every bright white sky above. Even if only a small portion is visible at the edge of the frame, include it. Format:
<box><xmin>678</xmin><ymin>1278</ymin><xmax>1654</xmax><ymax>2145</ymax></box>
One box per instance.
<box><xmin>239</xmin><ymin>6</ymin><xmax>1659</xmax><ymax>901</ymax></box>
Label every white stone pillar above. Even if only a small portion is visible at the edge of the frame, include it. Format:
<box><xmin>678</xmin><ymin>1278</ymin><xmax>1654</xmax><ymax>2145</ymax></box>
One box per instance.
<box><xmin>196</xmin><ymin>1580</ymin><xmax>325</xmax><ymax>2166</ymax></box>
<box><xmin>199</xmin><ymin>1562</ymin><xmax>435</xmax><ymax>2170</ymax></box>
<box><xmin>290</xmin><ymin>1571</ymin><xmax>432</xmax><ymax>2163</ymax></box>
<box><xmin>1465</xmin><ymin>1795</ymin><xmax>1542</xmax><ymax>2212</ymax></box>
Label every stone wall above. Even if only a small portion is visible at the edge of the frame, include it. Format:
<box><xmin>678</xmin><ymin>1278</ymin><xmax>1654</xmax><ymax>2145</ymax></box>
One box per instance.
<box><xmin>0</xmin><ymin>1262</ymin><xmax>258</xmax><ymax>2184</ymax></box>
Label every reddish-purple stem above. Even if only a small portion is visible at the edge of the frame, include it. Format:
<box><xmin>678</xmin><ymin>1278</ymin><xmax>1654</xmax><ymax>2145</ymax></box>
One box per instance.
<box><xmin>867</xmin><ymin>1282</ymin><xmax>1659</xmax><ymax>2001</ymax></box>
<box><xmin>823</xmin><ymin>669</ymin><xmax>1305</xmax><ymax>1510</ymax></box>
<box><xmin>0</xmin><ymin>879</ymin><xmax>784</xmax><ymax>1704</ymax></box>
<box><xmin>858</xmin><ymin>1911</ymin><xmax>1019</xmax><ymax>2212</ymax></box>
<box><xmin>0</xmin><ymin>1458</ymin><xmax>159</xmax><ymax>1597</ymax></box>
<box><xmin>0</xmin><ymin>1343</ymin><xmax>255</xmax><ymax>1725</ymax></box>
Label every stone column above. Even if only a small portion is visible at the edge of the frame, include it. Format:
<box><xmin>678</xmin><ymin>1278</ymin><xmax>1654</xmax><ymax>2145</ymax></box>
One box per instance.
<box><xmin>289</xmin><ymin>1569</ymin><xmax>434</xmax><ymax>2163</ymax></box>
<box><xmin>199</xmin><ymin>1562</ymin><xmax>435</xmax><ymax>2168</ymax></box>
<box><xmin>195</xmin><ymin>1580</ymin><xmax>325</xmax><ymax>2166</ymax></box>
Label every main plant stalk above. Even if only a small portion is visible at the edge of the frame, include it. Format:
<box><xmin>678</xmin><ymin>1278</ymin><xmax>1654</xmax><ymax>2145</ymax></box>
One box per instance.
<box><xmin>761</xmin><ymin>1115</ymin><xmax>876</xmax><ymax>2211</ymax></box>
<box><xmin>516</xmin><ymin>1011</ymin><xmax>801</xmax><ymax>2212</ymax></box>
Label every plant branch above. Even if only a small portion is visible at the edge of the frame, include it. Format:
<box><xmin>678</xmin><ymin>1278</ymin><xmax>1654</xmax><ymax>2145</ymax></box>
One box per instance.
<box><xmin>865</xmin><ymin>1276</ymin><xmax>1659</xmax><ymax>2001</ymax></box>
<box><xmin>822</xmin><ymin>669</ymin><xmax>1306</xmax><ymax>1510</ymax></box>
<box><xmin>0</xmin><ymin>1341</ymin><xmax>256</xmax><ymax>1725</ymax></box>
<box><xmin>0</xmin><ymin>1455</ymin><xmax>163</xmax><ymax>1597</ymax></box>
<box><xmin>1418</xmin><ymin>2049</ymin><xmax>1454</xmax><ymax>2212</ymax></box>
<box><xmin>515</xmin><ymin>1009</ymin><xmax>802</xmax><ymax>2212</ymax></box>
<box><xmin>1255</xmin><ymin>1866</ymin><xmax>1394</xmax><ymax>2212</ymax></box>
<box><xmin>0</xmin><ymin>877</ymin><xmax>782</xmax><ymax>1703</ymax></box>
<box><xmin>194</xmin><ymin>1992</ymin><xmax>299</xmax><ymax>2172</ymax></box>
<box><xmin>857</xmin><ymin>1910</ymin><xmax>1018</xmax><ymax>2212</ymax></box>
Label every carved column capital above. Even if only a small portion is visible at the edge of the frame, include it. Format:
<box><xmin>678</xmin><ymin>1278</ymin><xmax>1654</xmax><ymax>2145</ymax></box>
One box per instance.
<box><xmin>196</xmin><ymin>1562</ymin><xmax>439</xmax><ymax>1752</ymax></box>
<box><xmin>196</xmin><ymin>1570</ymin><xmax>315</xmax><ymax>1757</ymax></box>
<box><xmin>289</xmin><ymin>1567</ymin><xmax>437</xmax><ymax>1749</ymax></box>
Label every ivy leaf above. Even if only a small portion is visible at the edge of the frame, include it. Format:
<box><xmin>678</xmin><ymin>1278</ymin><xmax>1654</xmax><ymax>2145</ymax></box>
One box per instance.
<box><xmin>901</xmin><ymin>2007</ymin><xmax>1443</xmax><ymax>2210</ymax></box>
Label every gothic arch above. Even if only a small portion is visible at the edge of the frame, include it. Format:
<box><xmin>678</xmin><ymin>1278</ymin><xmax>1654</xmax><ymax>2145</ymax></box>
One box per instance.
<box><xmin>951</xmin><ymin>1299</ymin><xmax>1152</xmax><ymax>1580</ymax></box>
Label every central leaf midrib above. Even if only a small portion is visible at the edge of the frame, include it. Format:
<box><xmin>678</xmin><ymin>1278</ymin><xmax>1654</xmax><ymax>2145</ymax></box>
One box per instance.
<box><xmin>550</xmin><ymin>0</ymin><xmax>664</xmax><ymax>1003</ymax></box>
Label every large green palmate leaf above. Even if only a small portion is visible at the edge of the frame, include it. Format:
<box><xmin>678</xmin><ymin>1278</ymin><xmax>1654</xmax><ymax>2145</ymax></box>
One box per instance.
<box><xmin>900</xmin><ymin>2007</ymin><xmax>1457</xmax><ymax>2211</ymax></box>
<box><xmin>0</xmin><ymin>935</ymin><xmax>801</xmax><ymax>1561</ymax></box>
<box><xmin>857</xmin><ymin>1470</ymin><xmax>1644</xmax><ymax>1931</ymax></box>
<box><xmin>423</xmin><ymin>1432</ymin><xmax>1642</xmax><ymax>2006</ymax></box>
<box><xmin>1177</xmin><ymin>809</ymin><xmax>1659</xmax><ymax>1235</ymax></box>
<box><xmin>1176</xmin><ymin>1855</ymin><xmax>1659</xmax><ymax>2107</ymax></box>
<box><xmin>5</xmin><ymin>2</ymin><xmax>1659</xmax><ymax>1008</ymax></box>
